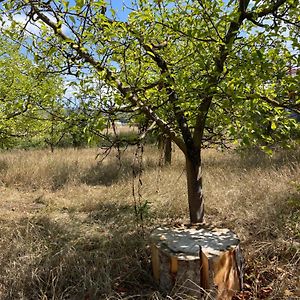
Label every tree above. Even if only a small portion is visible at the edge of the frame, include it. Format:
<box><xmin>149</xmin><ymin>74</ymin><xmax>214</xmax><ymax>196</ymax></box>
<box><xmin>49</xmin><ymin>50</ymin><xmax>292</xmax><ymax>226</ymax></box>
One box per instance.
<box><xmin>0</xmin><ymin>36</ymin><xmax>65</xmax><ymax>148</ymax></box>
<box><xmin>1</xmin><ymin>0</ymin><xmax>299</xmax><ymax>223</ymax></box>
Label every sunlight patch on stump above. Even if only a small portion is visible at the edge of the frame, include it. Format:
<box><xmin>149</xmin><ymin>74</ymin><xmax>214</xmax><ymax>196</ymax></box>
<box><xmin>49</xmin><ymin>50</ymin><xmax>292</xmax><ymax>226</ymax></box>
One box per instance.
<box><xmin>150</xmin><ymin>225</ymin><xmax>243</xmax><ymax>299</ymax></box>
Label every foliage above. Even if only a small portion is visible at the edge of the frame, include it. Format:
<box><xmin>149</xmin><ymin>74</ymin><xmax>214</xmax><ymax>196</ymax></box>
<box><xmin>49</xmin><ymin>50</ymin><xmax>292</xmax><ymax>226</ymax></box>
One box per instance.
<box><xmin>0</xmin><ymin>37</ymin><xmax>65</xmax><ymax>148</ymax></box>
<box><xmin>1</xmin><ymin>1</ymin><xmax>298</xmax><ymax>147</ymax></box>
<box><xmin>0</xmin><ymin>0</ymin><xmax>299</xmax><ymax>221</ymax></box>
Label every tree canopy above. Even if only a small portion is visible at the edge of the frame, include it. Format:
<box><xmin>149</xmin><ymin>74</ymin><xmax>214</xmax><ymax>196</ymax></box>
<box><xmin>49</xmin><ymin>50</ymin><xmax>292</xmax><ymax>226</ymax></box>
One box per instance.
<box><xmin>0</xmin><ymin>36</ymin><xmax>66</xmax><ymax>148</ymax></box>
<box><xmin>0</xmin><ymin>0</ymin><xmax>299</xmax><ymax>222</ymax></box>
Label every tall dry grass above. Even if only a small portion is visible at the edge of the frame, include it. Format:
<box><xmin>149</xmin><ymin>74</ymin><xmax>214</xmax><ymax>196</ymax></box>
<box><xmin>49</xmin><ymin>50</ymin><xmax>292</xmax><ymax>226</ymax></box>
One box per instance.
<box><xmin>0</xmin><ymin>146</ymin><xmax>299</xmax><ymax>299</ymax></box>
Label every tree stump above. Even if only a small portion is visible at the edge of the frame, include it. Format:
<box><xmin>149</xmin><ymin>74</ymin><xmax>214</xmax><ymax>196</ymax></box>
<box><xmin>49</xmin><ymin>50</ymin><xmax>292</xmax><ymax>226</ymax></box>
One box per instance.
<box><xmin>150</xmin><ymin>224</ymin><xmax>243</xmax><ymax>299</ymax></box>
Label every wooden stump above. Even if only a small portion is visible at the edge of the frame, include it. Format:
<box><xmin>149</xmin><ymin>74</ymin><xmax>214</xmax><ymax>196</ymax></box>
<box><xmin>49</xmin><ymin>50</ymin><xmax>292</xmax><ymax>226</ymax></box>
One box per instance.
<box><xmin>150</xmin><ymin>224</ymin><xmax>243</xmax><ymax>299</ymax></box>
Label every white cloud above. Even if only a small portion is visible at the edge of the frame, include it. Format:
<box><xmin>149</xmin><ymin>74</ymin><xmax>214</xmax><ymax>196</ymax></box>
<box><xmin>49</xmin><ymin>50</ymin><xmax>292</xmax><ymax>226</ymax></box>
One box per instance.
<box><xmin>1</xmin><ymin>13</ymin><xmax>41</xmax><ymax>36</ymax></box>
<box><xmin>1</xmin><ymin>11</ymin><xmax>69</xmax><ymax>38</ymax></box>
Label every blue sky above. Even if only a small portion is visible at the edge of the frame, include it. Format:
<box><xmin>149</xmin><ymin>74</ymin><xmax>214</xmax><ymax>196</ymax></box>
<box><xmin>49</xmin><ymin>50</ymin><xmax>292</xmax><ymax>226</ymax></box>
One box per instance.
<box><xmin>65</xmin><ymin>0</ymin><xmax>135</xmax><ymax>21</ymax></box>
<box><xmin>109</xmin><ymin>0</ymin><xmax>136</xmax><ymax>20</ymax></box>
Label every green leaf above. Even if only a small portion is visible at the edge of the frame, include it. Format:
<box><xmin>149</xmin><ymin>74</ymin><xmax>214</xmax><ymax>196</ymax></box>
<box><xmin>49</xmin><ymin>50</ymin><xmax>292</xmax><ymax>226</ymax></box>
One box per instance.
<box><xmin>33</xmin><ymin>53</ymin><xmax>39</xmax><ymax>63</ymax></box>
<box><xmin>261</xmin><ymin>146</ymin><xmax>273</xmax><ymax>156</ymax></box>
<box><xmin>48</xmin><ymin>47</ymin><xmax>56</xmax><ymax>56</ymax></box>
<box><xmin>62</xmin><ymin>0</ymin><xmax>70</xmax><ymax>9</ymax></box>
<box><xmin>271</xmin><ymin>121</ymin><xmax>277</xmax><ymax>130</ymax></box>
<box><xmin>69</xmin><ymin>15</ymin><xmax>75</xmax><ymax>23</ymax></box>
<box><xmin>76</xmin><ymin>0</ymin><xmax>85</xmax><ymax>9</ymax></box>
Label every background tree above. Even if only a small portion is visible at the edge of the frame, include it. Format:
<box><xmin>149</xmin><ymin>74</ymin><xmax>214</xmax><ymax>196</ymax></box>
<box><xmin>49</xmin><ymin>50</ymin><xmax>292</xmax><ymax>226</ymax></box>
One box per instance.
<box><xmin>1</xmin><ymin>0</ymin><xmax>299</xmax><ymax>222</ymax></box>
<box><xmin>0</xmin><ymin>36</ymin><xmax>65</xmax><ymax>149</ymax></box>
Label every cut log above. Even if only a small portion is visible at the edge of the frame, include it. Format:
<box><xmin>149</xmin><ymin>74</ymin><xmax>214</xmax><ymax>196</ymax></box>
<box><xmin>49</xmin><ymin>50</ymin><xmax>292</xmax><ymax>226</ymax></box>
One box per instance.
<box><xmin>150</xmin><ymin>224</ymin><xmax>243</xmax><ymax>299</ymax></box>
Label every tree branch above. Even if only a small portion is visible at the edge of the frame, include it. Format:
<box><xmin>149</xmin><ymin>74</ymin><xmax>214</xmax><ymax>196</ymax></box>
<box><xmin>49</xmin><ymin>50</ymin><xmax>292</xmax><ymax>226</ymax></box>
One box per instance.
<box><xmin>28</xmin><ymin>2</ymin><xmax>186</xmax><ymax>153</ymax></box>
<box><xmin>135</xmin><ymin>39</ymin><xmax>193</xmax><ymax>153</ymax></box>
<box><xmin>193</xmin><ymin>0</ymin><xmax>250</xmax><ymax>147</ymax></box>
<box><xmin>245</xmin><ymin>0</ymin><xmax>288</xmax><ymax>19</ymax></box>
<box><xmin>259</xmin><ymin>95</ymin><xmax>300</xmax><ymax>115</ymax></box>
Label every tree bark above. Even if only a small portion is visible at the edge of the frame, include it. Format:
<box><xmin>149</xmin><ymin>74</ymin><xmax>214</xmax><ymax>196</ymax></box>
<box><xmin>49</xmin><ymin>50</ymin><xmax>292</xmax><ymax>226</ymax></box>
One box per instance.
<box><xmin>150</xmin><ymin>225</ymin><xmax>243</xmax><ymax>299</ymax></box>
<box><xmin>164</xmin><ymin>136</ymin><xmax>172</xmax><ymax>165</ymax></box>
<box><xmin>158</xmin><ymin>135</ymin><xmax>172</xmax><ymax>166</ymax></box>
<box><xmin>185</xmin><ymin>148</ymin><xmax>204</xmax><ymax>223</ymax></box>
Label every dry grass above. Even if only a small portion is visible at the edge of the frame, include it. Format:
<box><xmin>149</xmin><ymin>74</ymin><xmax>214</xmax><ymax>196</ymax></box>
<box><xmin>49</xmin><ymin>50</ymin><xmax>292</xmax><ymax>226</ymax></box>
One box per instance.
<box><xmin>0</xmin><ymin>145</ymin><xmax>299</xmax><ymax>299</ymax></box>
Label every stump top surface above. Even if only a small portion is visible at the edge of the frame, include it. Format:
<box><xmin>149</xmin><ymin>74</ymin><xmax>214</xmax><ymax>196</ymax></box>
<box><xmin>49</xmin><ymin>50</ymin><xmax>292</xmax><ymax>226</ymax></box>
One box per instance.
<box><xmin>150</xmin><ymin>226</ymin><xmax>239</xmax><ymax>258</ymax></box>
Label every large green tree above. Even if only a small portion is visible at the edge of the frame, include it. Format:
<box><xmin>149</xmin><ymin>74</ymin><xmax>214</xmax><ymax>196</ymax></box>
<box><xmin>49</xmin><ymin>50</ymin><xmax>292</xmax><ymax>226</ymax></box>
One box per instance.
<box><xmin>1</xmin><ymin>0</ymin><xmax>299</xmax><ymax>222</ymax></box>
<box><xmin>0</xmin><ymin>36</ymin><xmax>65</xmax><ymax>148</ymax></box>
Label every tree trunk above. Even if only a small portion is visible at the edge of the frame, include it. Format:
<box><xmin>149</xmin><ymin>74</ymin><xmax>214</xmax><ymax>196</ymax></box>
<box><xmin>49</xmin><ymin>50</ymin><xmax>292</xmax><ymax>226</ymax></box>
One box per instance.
<box><xmin>185</xmin><ymin>149</ymin><xmax>204</xmax><ymax>223</ymax></box>
<box><xmin>164</xmin><ymin>136</ymin><xmax>172</xmax><ymax>165</ymax></box>
<box><xmin>158</xmin><ymin>135</ymin><xmax>172</xmax><ymax>166</ymax></box>
<box><xmin>150</xmin><ymin>225</ymin><xmax>243</xmax><ymax>299</ymax></box>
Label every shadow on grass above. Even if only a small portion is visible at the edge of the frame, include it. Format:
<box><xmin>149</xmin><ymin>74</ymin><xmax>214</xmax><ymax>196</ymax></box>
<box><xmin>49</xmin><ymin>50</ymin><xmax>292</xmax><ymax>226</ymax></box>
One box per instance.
<box><xmin>0</xmin><ymin>204</ymin><xmax>155</xmax><ymax>300</ymax></box>
<box><xmin>80</xmin><ymin>157</ymin><xmax>159</xmax><ymax>187</ymax></box>
<box><xmin>80</xmin><ymin>159</ymin><xmax>131</xmax><ymax>186</ymax></box>
<box><xmin>204</xmin><ymin>148</ymin><xmax>300</xmax><ymax>172</ymax></box>
<box><xmin>82</xmin><ymin>202</ymin><xmax>134</xmax><ymax>224</ymax></box>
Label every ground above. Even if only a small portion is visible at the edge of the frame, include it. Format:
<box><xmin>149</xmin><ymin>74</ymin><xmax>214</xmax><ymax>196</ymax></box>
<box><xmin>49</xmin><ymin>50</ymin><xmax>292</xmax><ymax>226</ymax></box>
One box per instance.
<box><xmin>0</xmin><ymin>146</ymin><xmax>299</xmax><ymax>299</ymax></box>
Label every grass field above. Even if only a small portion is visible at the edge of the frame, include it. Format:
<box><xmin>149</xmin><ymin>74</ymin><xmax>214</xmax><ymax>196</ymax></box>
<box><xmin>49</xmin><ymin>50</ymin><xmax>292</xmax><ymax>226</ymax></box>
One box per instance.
<box><xmin>0</xmin><ymin>145</ymin><xmax>299</xmax><ymax>299</ymax></box>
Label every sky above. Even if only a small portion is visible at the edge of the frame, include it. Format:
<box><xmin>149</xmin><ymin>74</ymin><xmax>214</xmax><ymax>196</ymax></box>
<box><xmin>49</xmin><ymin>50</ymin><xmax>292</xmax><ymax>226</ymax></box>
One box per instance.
<box><xmin>0</xmin><ymin>0</ymin><xmax>132</xmax><ymax>29</ymax></box>
<box><xmin>109</xmin><ymin>0</ymin><xmax>137</xmax><ymax>20</ymax></box>
<box><xmin>0</xmin><ymin>0</ymin><xmax>298</xmax><ymax>100</ymax></box>
<box><xmin>0</xmin><ymin>0</ymin><xmax>141</xmax><ymax>102</ymax></box>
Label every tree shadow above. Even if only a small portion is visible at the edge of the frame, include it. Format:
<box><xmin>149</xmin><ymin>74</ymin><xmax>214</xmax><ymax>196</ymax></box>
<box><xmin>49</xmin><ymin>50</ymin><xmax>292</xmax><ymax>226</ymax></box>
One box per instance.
<box><xmin>82</xmin><ymin>201</ymin><xmax>134</xmax><ymax>223</ymax></box>
<box><xmin>80</xmin><ymin>156</ymin><xmax>158</xmax><ymax>187</ymax></box>
<box><xmin>203</xmin><ymin>148</ymin><xmax>300</xmax><ymax>173</ymax></box>
<box><xmin>80</xmin><ymin>159</ymin><xmax>131</xmax><ymax>186</ymax></box>
<box><xmin>0</xmin><ymin>203</ymin><xmax>155</xmax><ymax>300</ymax></box>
